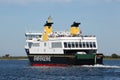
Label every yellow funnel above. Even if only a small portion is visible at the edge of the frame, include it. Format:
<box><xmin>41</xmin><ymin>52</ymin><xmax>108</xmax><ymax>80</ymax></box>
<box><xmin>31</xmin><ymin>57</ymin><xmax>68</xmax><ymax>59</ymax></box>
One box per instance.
<box><xmin>42</xmin><ymin>32</ymin><xmax>49</xmax><ymax>41</ymax></box>
<box><xmin>70</xmin><ymin>22</ymin><xmax>80</xmax><ymax>36</ymax></box>
<box><xmin>42</xmin><ymin>16</ymin><xmax>53</xmax><ymax>41</ymax></box>
<box><xmin>44</xmin><ymin>16</ymin><xmax>53</xmax><ymax>35</ymax></box>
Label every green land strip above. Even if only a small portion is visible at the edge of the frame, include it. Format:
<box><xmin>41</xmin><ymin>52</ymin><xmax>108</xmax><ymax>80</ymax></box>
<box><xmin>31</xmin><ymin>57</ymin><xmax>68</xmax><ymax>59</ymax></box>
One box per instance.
<box><xmin>0</xmin><ymin>56</ymin><xmax>28</xmax><ymax>60</ymax></box>
<box><xmin>103</xmin><ymin>57</ymin><xmax>120</xmax><ymax>60</ymax></box>
<box><xmin>0</xmin><ymin>56</ymin><xmax>120</xmax><ymax>60</ymax></box>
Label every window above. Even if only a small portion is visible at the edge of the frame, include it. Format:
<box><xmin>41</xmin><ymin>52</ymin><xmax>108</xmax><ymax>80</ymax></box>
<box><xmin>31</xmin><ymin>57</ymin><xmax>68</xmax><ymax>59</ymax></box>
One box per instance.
<box><xmin>79</xmin><ymin>42</ymin><xmax>82</xmax><ymax>48</ymax></box>
<box><xmin>68</xmin><ymin>42</ymin><xmax>71</xmax><ymax>48</ymax></box>
<box><xmin>93</xmin><ymin>42</ymin><xmax>96</xmax><ymax>48</ymax></box>
<box><xmin>33</xmin><ymin>43</ymin><xmax>40</xmax><ymax>47</ymax></box>
<box><xmin>75</xmin><ymin>42</ymin><xmax>78</xmax><ymax>48</ymax></box>
<box><xmin>44</xmin><ymin>42</ymin><xmax>46</xmax><ymax>47</ymax></box>
<box><xmin>32</xmin><ymin>35</ymin><xmax>36</xmax><ymax>38</ymax></box>
<box><xmin>72</xmin><ymin>42</ymin><xmax>75</xmax><ymax>48</ymax></box>
<box><xmin>83</xmin><ymin>42</ymin><xmax>86</xmax><ymax>48</ymax></box>
<box><xmin>28</xmin><ymin>42</ymin><xmax>32</xmax><ymax>48</ymax></box>
<box><xmin>26</xmin><ymin>35</ymin><xmax>32</xmax><ymax>40</ymax></box>
<box><xmin>86</xmin><ymin>42</ymin><xmax>89</xmax><ymax>48</ymax></box>
<box><xmin>52</xmin><ymin>42</ymin><xmax>62</xmax><ymax>48</ymax></box>
<box><xmin>64</xmin><ymin>42</ymin><xmax>67</xmax><ymax>48</ymax></box>
<box><xmin>36</xmin><ymin>35</ymin><xmax>42</xmax><ymax>38</ymax></box>
<box><xmin>90</xmin><ymin>42</ymin><xmax>93</xmax><ymax>48</ymax></box>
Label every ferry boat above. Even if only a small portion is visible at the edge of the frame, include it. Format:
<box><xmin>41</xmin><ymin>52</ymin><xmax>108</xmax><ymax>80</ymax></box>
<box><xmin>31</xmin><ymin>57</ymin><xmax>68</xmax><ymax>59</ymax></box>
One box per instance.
<box><xmin>25</xmin><ymin>17</ymin><xmax>103</xmax><ymax>66</ymax></box>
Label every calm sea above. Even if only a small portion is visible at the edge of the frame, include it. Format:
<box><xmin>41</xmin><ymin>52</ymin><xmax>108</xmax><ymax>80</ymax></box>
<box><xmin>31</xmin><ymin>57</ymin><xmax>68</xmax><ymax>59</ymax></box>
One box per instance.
<box><xmin>0</xmin><ymin>60</ymin><xmax>120</xmax><ymax>80</ymax></box>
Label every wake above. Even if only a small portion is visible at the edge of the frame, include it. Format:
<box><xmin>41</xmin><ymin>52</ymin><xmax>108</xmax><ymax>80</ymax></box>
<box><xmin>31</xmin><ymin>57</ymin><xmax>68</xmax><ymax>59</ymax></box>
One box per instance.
<box><xmin>82</xmin><ymin>64</ymin><xmax>120</xmax><ymax>68</ymax></box>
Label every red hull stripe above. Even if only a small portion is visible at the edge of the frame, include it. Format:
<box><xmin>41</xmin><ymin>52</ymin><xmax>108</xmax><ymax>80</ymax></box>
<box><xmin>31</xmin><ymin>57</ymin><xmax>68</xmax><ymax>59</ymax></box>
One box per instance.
<box><xmin>32</xmin><ymin>64</ymin><xmax>68</xmax><ymax>66</ymax></box>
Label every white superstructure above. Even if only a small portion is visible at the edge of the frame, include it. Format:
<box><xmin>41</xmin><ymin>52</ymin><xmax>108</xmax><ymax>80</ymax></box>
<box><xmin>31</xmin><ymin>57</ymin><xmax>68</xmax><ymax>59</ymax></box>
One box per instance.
<box><xmin>25</xmin><ymin>31</ymin><xmax>98</xmax><ymax>54</ymax></box>
<box><xmin>25</xmin><ymin>17</ymin><xmax>98</xmax><ymax>55</ymax></box>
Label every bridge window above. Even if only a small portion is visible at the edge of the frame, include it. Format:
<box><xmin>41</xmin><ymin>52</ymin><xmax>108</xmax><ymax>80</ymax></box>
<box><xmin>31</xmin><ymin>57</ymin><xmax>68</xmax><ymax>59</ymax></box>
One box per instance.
<box><xmin>26</xmin><ymin>35</ymin><xmax>32</xmax><ymax>40</ymax></box>
<box><xmin>52</xmin><ymin>42</ymin><xmax>62</xmax><ymax>48</ymax></box>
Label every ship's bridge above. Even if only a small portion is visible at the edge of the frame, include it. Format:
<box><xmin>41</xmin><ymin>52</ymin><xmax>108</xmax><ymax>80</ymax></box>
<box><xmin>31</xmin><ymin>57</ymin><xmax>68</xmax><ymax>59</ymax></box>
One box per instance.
<box><xmin>25</xmin><ymin>32</ymin><xmax>42</xmax><ymax>40</ymax></box>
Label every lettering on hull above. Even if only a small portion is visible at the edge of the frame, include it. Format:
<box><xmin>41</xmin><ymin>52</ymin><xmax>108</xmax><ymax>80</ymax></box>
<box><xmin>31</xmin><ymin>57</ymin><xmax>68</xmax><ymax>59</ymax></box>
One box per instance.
<box><xmin>34</xmin><ymin>56</ymin><xmax>51</xmax><ymax>62</ymax></box>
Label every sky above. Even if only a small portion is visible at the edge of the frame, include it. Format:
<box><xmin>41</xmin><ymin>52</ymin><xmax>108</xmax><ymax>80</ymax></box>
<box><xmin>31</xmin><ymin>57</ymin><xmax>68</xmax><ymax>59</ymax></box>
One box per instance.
<box><xmin>0</xmin><ymin>0</ymin><xmax>120</xmax><ymax>56</ymax></box>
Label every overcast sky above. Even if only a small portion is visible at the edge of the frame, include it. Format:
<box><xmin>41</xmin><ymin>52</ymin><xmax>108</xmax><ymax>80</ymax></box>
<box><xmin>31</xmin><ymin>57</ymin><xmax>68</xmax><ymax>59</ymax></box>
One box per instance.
<box><xmin>0</xmin><ymin>0</ymin><xmax>120</xmax><ymax>56</ymax></box>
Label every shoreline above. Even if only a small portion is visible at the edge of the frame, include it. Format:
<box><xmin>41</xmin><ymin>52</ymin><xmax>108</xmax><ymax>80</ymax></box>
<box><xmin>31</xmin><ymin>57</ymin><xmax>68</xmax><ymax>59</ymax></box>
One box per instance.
<box><xmin>0</xmin><ymin>56</ymin><xmax>28</xmax><ymax>60</ymax></box>
<box><xmin>103</xmin><ymin>58</ymin><xmax>120</xmax><ymax>60</ymax></box>
<box><xmin>0</xmin><ymin>56</ymin><xmax>120</xmax><ymax>60</ymax></box>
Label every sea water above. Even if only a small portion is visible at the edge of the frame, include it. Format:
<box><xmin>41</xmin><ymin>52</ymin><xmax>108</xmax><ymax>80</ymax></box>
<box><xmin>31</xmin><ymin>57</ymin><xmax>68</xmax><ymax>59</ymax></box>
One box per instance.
<box><xmin>0</xmin><ymin>60</ymin><xmax>120</xmax><ymax>80</ymax></box>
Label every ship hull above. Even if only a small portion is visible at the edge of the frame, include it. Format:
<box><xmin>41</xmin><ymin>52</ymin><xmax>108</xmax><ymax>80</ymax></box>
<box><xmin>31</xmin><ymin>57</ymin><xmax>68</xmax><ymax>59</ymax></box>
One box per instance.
<box><xmin>26</xmin><ymin>49</ymin><xmax>103</xmax><ymax>66</ymax></box>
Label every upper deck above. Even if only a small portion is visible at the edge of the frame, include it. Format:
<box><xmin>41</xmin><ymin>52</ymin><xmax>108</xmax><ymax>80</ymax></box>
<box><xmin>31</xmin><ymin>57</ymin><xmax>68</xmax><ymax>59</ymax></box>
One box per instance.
<box><xmin>25</xmin><ymin>31</ymin><xmax>96</xmax><ymax>41</ymax></box>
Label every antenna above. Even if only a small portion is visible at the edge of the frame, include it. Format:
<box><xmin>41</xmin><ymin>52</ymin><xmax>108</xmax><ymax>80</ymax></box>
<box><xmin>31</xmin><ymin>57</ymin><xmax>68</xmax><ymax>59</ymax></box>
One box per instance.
<box><xmin>48</xmin><ymin>16</ymin><xmax>52</xmax><ymax>23</ymax></box>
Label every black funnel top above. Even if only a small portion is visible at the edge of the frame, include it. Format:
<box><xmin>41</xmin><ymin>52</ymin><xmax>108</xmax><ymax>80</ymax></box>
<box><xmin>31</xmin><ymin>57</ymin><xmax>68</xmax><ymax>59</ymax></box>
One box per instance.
<box><xmin>71</xmin><ymin>22</ymin><xmax>80</xmax><ymax>27</ymax></box>
<box><xmin>44</xmin><ymin>21</ymin><xmax>53</xmax><ymax>26</ymax></box>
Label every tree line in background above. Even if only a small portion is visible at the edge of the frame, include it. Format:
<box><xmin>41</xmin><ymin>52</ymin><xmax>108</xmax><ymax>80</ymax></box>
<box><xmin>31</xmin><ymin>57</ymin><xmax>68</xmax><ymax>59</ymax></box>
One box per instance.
<box><xmin>0</xmin><ymin>53</ymin><xmax>120</xmax><ymax>58</ymax></box>
<box><xmin>0</xmin><ymin>53</ymin><xmax>120</xmax><ymax>59</ymax></box>
<box><xmin>0</xmin><ymin>54</ymin><xmax>27</xmax><ymax>60</ymax></box>
<box><xmin>104</xmin><ymin>53</ymin><xmax>120</xmax><ymax>58</ymax></box>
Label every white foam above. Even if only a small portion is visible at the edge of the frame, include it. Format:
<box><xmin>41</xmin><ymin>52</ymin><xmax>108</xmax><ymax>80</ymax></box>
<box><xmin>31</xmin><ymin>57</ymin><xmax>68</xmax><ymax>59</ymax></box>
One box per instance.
<box><xmin>81</xmin><ymin>64</ymin><xmax>120</xmax><ymax>68</ymax></box>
